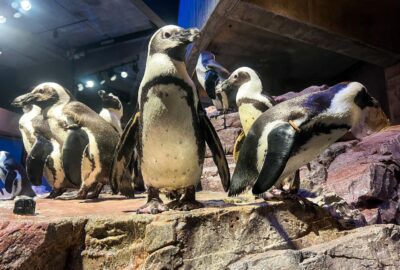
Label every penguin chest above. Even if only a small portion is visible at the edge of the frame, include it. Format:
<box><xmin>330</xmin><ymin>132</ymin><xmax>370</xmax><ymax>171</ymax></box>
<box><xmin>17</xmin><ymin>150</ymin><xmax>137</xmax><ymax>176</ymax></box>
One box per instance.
<box><xmin>47</xmin><ymin>105</ymin><xmax>69</xmax><ymax>142</ymax></box>
<box><xmin>141</xmin><ymin>85</ymin><xmax>203</xmax><ymax>191</ymax></box>
<box><xmin>239</xmin><ymin>104</ymin><xmax>263</xmax><ymax>135</ymax></box>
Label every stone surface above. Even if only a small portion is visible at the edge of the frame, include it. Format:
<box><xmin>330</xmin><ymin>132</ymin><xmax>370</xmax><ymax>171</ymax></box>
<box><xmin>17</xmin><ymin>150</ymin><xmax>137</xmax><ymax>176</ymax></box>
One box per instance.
<box><xmin>229</xmin><ymin>224</ymin><xmax>400</xmax><ymax>270</ymax></box>
<box><xmin>0</xmin><ymin>192</ymin><xmax>344</xmax><ymax>270</ymax></box>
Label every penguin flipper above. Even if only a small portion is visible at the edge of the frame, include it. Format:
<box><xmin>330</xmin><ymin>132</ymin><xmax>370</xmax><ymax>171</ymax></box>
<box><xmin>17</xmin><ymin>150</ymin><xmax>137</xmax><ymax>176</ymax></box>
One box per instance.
<box><xmin>200</xmin><ymin>114</ymin><xmax>230</xmax><ymax>191</ymax></box>
<box><xmin>252</xmin><ymin>123</ymin><xmax>296</xmax><ymax>195</ymax></box>
<box><xmin>4</xmin><ymin>169</ymin><xmax>17</xmax><ymax>193</ymax></box>
<box><xmin>233</xmin><ymin>130</ymin><xmax>246</xmax><ymax>162</ymax></box>
<box><xmin>204</xmin><ymin>70</ymin><xmax>219</xmax><ymax>99</ymax></box>
<box><xmin>26</xmin><ymin>136</ymin><xmax>53</xmax><ymax>185</ymax></box>
<box><xmin>110</xmin><ymin>112</ymin><xmax>140</xmax><ymax>194</ymax></box>
<box><xmin>62</xmin><ymin>128</ymin><xmax>89</xmax><ymax>186</ymax></box>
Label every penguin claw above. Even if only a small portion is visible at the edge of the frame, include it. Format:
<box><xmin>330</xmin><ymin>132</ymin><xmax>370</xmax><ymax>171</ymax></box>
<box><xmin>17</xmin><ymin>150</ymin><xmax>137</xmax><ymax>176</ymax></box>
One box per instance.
<box><xmin>137</xmin><ymin>199</ymin><xmax>168</xmax><ymax>214</ymax></box>
<box><xmin>167</xmin><ymin>200</ymin><xmax>203</xmax><ymax>211</ymax></box>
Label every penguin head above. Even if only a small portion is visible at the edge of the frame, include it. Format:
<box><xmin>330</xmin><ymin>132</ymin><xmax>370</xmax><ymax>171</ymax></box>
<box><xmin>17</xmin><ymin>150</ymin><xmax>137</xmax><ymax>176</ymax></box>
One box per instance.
<box><xmin>12</xmin><ymin>82</ymin><xmax>74</xmax><ymax>109</ymax></box>
<box><xmin>0</xmin><ymin>151</ymin><xmax>10</xmax><ymax>166</ymax></box>
<box><xmin>98</xmin><ymin>90</ymin><xmax>122</xmax><ymax>111</ymax></box>
<box><xmin>149</xmin><ymin>25</ymin><xmax>200</xmax><ymax>62</ymax></box>
<box><xmin>217</xmin><ymin>67</ymin><xmax>263</xmax><ymax>99</ymax></box>
<box><xmin>328</xmin><ymin>82</ymin><xmax>380</xmax><ymax>125</ymax></box>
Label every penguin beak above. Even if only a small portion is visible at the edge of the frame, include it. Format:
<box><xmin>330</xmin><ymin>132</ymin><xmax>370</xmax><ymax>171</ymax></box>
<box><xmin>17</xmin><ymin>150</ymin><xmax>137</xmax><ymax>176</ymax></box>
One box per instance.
<box><xmin>175</xmin><ymin>28</ymin><xmax>200</xmax><ymax>44</ymax></box>
<box><xmin>11</xmin><ymin>93</ymin><xmax>35</xmax><ymax>107</ymax></box>
<box><xmin>207</xmin><ymin>59</ymin><xmax>229</xmax><ymax>76</ymax></box>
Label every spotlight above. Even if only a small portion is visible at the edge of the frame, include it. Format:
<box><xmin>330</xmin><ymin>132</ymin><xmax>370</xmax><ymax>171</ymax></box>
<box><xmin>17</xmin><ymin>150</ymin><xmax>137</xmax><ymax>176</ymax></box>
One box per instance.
<box><xmin>77</xmin><ymin>83</ymin><xmax>84</xmax><ymax>91</ymax></box>
<box><xmin>100</xmin><ymin>80</ymin><xmax>106</xmax><ymax>85</ymax></box>
<box><xmin>20</xmin><ymin>0</ymin><xmax>32</xmax><ymax>11</ymax></box>
<box><xmin>13</xmin><ymin>12</ymin><xmax>21</xmax><ymax>19</ymax></box>
<box><xmin>11</xmin><ymin>2</ymin><xmax>19</xmax><ymax>9</ymax></box>
<box><xmin>85</xmin><ymin>80</ymin><xmax>95</xmax><ymax>88</ymax></box>
<box><xmin>110</xmin><ymin>74</ymin><xmax>117</xmax><ymax>81</ymax></box>
<box><xmin>0</xmin><ymin>16</ymin><xmax>7</xmax><ymax>24</ymax></box>
<box><xmin>121</xmin><ymin>71</ymin><xmax>128</xmax><ymax>78</ymax></box>
<box><xmin>0</xmin><ymin>51</ymin><xmax>2</xmax><ymax>55</ymax></box>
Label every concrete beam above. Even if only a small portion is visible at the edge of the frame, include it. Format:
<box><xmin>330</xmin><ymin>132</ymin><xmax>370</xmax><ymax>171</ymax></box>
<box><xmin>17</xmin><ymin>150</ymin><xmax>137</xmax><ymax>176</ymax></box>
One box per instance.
<box><xmin>130</xmin><ymin>0</ymin><xmax>166</xmax><ymax>28</ymax></box>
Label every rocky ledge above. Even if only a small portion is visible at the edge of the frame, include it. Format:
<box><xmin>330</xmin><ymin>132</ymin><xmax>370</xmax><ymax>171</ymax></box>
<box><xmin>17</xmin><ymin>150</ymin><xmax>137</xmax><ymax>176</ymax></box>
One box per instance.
<box><xmin>1</xmin><ymin>193</ymin><xmax>400</xmax><ymax>269</ymax></box>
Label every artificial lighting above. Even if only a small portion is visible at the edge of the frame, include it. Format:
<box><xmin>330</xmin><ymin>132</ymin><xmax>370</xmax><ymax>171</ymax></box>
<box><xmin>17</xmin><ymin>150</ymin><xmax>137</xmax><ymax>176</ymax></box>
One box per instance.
<box><xmin>77</xmin><ymin>83</ymin><xmax>84</xmax><ymax>91</ymax></box>
<box><xmin>100</xmin><ymin>80</ymin><xmax>106</xmax><ymax>85</ymax></box>
<box><xmin>121</xmin><ymin>71</ymin><xmax>128</xmax><ymax>78</ymax></box>
<box><xmin>0</xmin><ymin>51</ymin><xmax>2</xmax><ymax>55</ymax></box>
<box><xmin>13</xmin><ymin>12</ymin><xmax>21</xmax><ymax>19</ymax></box>
<box><xmin>0</xmin><ymin>16</ymin><xmax>7</xmax><ymax>24</ymax></box>
<box><xmin>11</xmin><ymin>2</ymin><xmax>19</xmax><ymax>9</ymax></box>
<box><xmin>85</xmin><ymin>80</ymin><xmax>95</xmax><ymax>88</ymax></box>
<box><xmin>110</xmin><ymin>74</ymin><xmax>117</xmax><ymax>81</ymax></box>
<box><xmin>20</xmin><ymin>0</ymin><xmax>32</xmax><ymax>11</ymax></box>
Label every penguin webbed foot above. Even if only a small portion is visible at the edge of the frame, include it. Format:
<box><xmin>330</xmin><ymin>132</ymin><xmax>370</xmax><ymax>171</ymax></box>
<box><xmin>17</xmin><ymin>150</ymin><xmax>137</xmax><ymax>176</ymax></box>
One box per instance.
<box><xmin>45</xmin><ymin>188</ymin><xmax>67</xmax><ymax>199</ymax></box>
<box><xmin>86</xmin><ymin>183</ymin><xmax>104</xmax><ymax>199</ymax></box>
<box><xmin>137</xmin><ymin>199</ymin><xmax>168</xmax><ymax>214</ymax></box>
<box><xmin>137</xmin><ymin>187</ymin><xmax>168</xmax><ymax>214</ymax></box>
<box><xmin>167</xmin><ymin>186</ymin><xmax>203</xmax><ymax>211</ymax></box>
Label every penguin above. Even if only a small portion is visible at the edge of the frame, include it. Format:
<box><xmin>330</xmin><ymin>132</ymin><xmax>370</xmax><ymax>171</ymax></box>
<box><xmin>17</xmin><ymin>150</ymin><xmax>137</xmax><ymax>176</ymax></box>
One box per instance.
<box><xmin>228</xmin><ymin>82</ymin><xmax>380</xmax><ymax>197</ymax></box>
<box><xmin>111</xmin><ymin>25</ymin><xmax>230</xmax><ymax>214</ymax></box>
<box><xmin>196</xmin><ymin>51</ymin><xmax>235</xmax><ymax>112</ymax></box>
<box><xmin>0</xmin><ymin>151</ymin><xmax>36</xmax><ymax>199</ymax></box>
<box><xmin>18</xmin><ymin>104</ymin><xmax>42</xmax><ymax>154</ymax></box>
<box><xmin>12</xmin><ymin>83</ymin><xmax>122</xmax><ymax>199</ymax></box>
<box><xmin>98</xmin><ymin>90</ymin><xmax>123</xmax><ymax>134</ymax></box>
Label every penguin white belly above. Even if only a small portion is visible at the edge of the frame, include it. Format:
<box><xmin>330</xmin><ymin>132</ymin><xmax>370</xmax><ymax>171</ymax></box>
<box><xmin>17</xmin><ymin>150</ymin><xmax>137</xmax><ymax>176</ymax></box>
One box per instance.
<box><xmin>239</xmin><ymin>104</ymin><xmax>263</xmax><ymax>135</ymax></box>
<box><xmin>99</xmin><ymin>109</ymin><xmax>122</xmax><ymax>134</ymax></box>
<box><xmin>81</xmin><ymin>128</ymin><xmax>102</xmax><ymax>186</ymax></box>
<box><xmin>19</xmin><ymin>115</ymin><xmax>36</xmax><ymax>153</ymax></box>
<box><xmin>49</xmin><ymin>140</ymin><xmax>65</xmax><ymax>189</ymax></box>
<box><xmin>141</xmin><ymin>85</ymin><xmax>201</xmax><ymax>191</ymax></box>
<box><xmin>47</xmin><ymin>105</ymin><xmax>69</xmax><ymax>142</ymax></box>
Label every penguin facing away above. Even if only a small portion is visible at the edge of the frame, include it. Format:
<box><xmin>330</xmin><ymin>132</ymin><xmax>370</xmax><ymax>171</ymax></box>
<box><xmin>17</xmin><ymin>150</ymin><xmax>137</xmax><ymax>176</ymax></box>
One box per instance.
<box><xmin>196</xmin><ymin>51</ymin><xmax>235</xmax><ymax>112</ymax></box>
<box><xmin>12</xmin><ymin>83</ymin><xmax>122</xmax><ymax>199</ymax></box>
<box><xmin>0</xmin><ymin>151</ymin><xmax>36</xmax><ymax>199</ymax></box>
<box><xmin>98</xmin><ymin>90</ymin><xmax>123</xmax><ymax>134</ymax></box>
<box><xmin>228</xmin><ymin>82</ymin><xmax>380</xmax><ymax>197</ymax></box>
<box><xmin>111</xmin><ymin>25</ymin><xmax>230</xmax><ymax>214</ymax></box>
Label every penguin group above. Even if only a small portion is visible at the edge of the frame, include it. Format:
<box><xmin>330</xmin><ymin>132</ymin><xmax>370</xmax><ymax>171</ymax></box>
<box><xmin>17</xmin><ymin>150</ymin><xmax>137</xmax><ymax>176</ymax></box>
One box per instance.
<box><xmin>6</xmin><ymin>24</ymin><xmax>384</xmax><ymax>215</ymax></box>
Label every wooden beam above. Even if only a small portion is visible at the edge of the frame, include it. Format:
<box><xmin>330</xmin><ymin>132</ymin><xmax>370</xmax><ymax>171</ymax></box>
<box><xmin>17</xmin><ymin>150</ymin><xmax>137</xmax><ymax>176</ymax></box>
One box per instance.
<box><xmin>130</xmin><ymin>0</ymin><xmax>166</xmax><ymax>28</ymax></box>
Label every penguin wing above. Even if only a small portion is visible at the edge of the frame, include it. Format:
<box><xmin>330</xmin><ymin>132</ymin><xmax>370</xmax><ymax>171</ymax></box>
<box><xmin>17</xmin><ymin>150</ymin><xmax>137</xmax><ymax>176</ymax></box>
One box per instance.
<box><xmin>200</xmin><ymin>114</ymin><xmax>230</xmax><ymax>191</ymax></box>
<box><xmin>233</xmin><ymin>130</ymin><xmax>246</xmax><ymax>162</ymax></box>
<box><xmin>26</xmin><ymin>135</ymin><xmax>53</xmax><ymax>186</ymax></box>
<box><xmin>204</xmin><ymin>70</ymin><xmax>219</xmax><ymax>99</ymax></box>
<box><xmin>62</xmin><ymin>128</ymin><xmax>89</xmax><ymax>186</ymax></box>
<box><xmin>110</xmin><ymin>112</ymin><xmax>140</xmax><ymax>194</ymax></box>
<box><xmin>4</xmin><ymin>166</ymin><xmax>16</xmax><ymax>193</ymax></box>
<box><xmin>252</xmin><ymin>123</ymin><xmax>296</xmax><ymax>195</ymax></box>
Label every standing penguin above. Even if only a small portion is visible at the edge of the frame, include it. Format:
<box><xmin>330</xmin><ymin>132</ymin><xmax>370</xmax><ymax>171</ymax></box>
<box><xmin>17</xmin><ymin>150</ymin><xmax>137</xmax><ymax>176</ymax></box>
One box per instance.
<box><xmin>196</xmin><ymin>51</ymin><xmax>234</xmax><ymax>112</ymax></box>
<box><xmin>229</xmin><ymin>82</ymin><xmax>380</xmax><ymax>197</ymax></box>
<box><xmin>111</xmin><ymin>25</ymin><xmax>229</xmax><ymax>213</ymax></box>
<box><xmin>12</xmin><ymin>83</ymin><xmax>122</xmax><ymax>199</ymax></box>
<box><xmin>98</xmin><ymin>90</ymin><xmax>123</xmax><ymax>134</ymax></box>
<box><xmin>0</xmin><ymin>151</ymin><xmax>36</xmax><ymax>199</ymax></box>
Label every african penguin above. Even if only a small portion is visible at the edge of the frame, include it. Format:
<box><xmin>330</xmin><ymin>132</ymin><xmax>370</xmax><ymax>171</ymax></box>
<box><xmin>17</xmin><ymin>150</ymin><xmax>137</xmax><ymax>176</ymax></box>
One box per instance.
<box><xmin>98</xmin><ymin>90</ymin><xmax>123</xmax><ymax>134</ymax></box>
<box><xmin>12</xmin><ymin>82</ymin><xmax>122</xmax><ymax>199</ymax></box>
<box><xmin>0</xmin><ymin>151</ymin><xmax>36</xmax><ymax>199</ymax></box>
<box><xmin>111</xmin><ymin>25</ymin><xmax>230</xmax><ymax>214</ymax></box>
<box><xmin>217</xmin><ymin>67</ymin><xmax>275</xmax><ymax>135</ymax></box>
<box><xmin>196</xmin><ymin>51</ymin><xmax>235</xmax><ymax>112</ymax></box>
<box><xmin>229</xmin><ymin>82</ymin><xmax>380</xmax><ymax>197</ymax></box>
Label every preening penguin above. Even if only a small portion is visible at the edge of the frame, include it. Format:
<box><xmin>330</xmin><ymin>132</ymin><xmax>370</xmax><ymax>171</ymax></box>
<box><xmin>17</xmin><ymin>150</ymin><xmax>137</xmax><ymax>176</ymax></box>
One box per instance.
<box><xmin>229</xmin><ymin>82</ymin><xmax>380</xmax><ymax>197</ymax></box>
<box><xmin>0</xmin><ymin>151</ymin><xmax>36</xmax><ymax>199</ymax></box>
<box><xmin>13</xmin><ymin>83</ymin><xmax>121</xmax><ymax>199</ymax></box>
<box><xmin>98</xmin><ymin>90</ymin><xmax>123</xmax><ymax>134</ymax></box>
<box><xmin>111</xmin><ymin>25</ymin><xmax>230</xmax><ymax>213</ymax></box>
<box><xmin>196</xmin><ymin>51</ymin><xmax>234</xmax><ymax>112</ymax></box>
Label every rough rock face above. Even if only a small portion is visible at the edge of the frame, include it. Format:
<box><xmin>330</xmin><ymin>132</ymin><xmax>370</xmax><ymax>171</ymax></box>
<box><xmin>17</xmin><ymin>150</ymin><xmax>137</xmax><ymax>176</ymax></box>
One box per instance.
<box><xmin>301</xmin><ymin>126</ymin><xmax>400</xmax><ymax>225</ymax></box>
<box><xmin>0</xmin><ymin>194</ymin><xmax>343</xmax><ymax>270</ymax></box>
<box><xmin>229</xmin><ymin>224</ymin><xmax>400</xmax><ymax>270</ymax></box>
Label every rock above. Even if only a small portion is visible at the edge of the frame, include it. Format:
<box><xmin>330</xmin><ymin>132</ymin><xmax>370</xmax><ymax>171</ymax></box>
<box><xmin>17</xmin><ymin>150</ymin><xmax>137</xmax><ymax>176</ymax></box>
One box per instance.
<box><xmin>300</xmin><ymin>126</ymin><xmax>400</xmax><ymax>225</ymax></box>
<box><xmin>13</xmin><ymin>196</ymin><xmax>36</xmax><ymax>215</ymax></box>
<box><xmin>228</xmin><ymin>224</ymin><xmax>400</xmax><ymax>270</ymax></box>
<box><xmin>0</xmin><ymin>193</ymin><xmax>343</xmax><ymax>269</ymax></box>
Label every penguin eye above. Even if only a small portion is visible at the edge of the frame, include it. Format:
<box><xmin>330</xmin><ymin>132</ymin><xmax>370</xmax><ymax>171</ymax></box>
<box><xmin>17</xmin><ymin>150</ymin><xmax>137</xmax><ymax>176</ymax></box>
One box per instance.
<box><xmin>164</xmin><ymin>32</ymin><xmax>171</xmax><ymax>39</ymax></box>
<box><xmin>234</xmin><ymin>74</ymin><xmax>238</xmax><ymax>79</ymax></box>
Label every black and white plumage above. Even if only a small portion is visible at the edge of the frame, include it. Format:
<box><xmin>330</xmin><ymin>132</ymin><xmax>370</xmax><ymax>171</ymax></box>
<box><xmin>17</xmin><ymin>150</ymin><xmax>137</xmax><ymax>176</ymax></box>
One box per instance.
<box><xmin>98</xmin><ymin>90</ymin><xmax>123</xmax><ymax>134</ymax></box>
<box><xmin>111</xmin><ymin>25</ymin><xmax>229</xmax><ymax>214</ymax></box>
<box><xmin>0</xmin><ymin>151</ymin><xmax>35</xmax><ymax>199</ymax></box>
<box><xmin>229</xmin><ymin>82</ymin><xmax>380</xmax><ymax>196</ymax></box>
<box><xmin>196</xmin><ymin>51</ymin><xmax>235</xmax><ymax>112</ymax></box>
<box><xmin>12</xmin><ymin>82</ymin><xmax>122</xmax><ymax>199</ymax></box>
